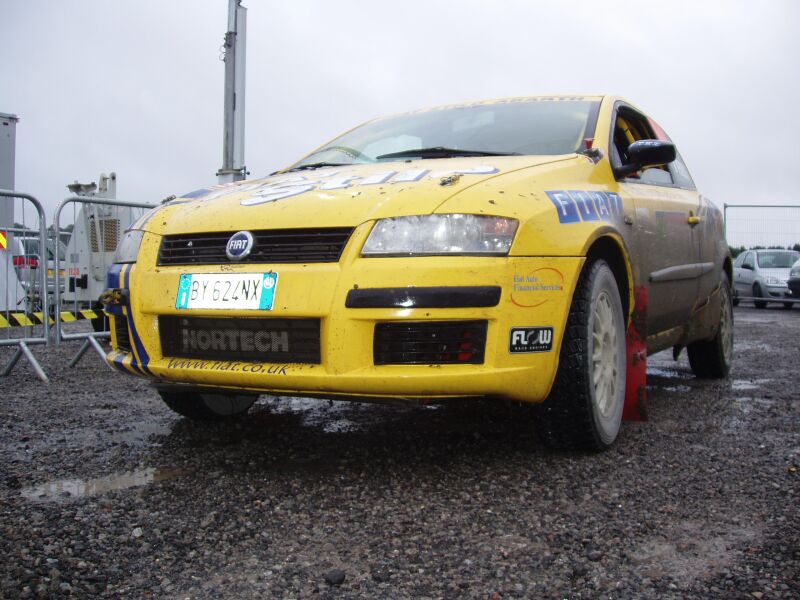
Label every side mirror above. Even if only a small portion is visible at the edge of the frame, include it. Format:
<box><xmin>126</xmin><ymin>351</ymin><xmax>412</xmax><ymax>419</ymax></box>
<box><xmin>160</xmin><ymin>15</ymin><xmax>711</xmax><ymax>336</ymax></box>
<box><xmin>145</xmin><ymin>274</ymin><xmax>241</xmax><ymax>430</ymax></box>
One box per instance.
<box><xmin>742</xmin><ymin>263</ymin><xmax>754</xmax><ymax>270</ymax></box>
<box><xmin>614</xmin><ymin>139</ymin><xmax>677</xmax><ymax>178</ymax></box>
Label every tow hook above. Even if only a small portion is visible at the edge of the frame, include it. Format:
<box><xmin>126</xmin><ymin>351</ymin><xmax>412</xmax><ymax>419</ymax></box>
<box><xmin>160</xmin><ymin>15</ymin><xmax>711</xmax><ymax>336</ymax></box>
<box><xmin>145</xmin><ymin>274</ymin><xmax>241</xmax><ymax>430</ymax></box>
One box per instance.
<box><xmin>99</xmin><ymin>288</ymin><xmax>129</xmax><ymax>306</ymax></box>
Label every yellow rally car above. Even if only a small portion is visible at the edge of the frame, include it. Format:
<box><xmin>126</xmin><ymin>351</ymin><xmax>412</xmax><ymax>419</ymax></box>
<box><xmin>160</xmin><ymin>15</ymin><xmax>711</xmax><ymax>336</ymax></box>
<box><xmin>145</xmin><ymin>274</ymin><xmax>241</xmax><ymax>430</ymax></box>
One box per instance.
<box><xmin>103</xmin><ymin>95</ymin><xmax>733</xmax><ymax>450</ymax></box>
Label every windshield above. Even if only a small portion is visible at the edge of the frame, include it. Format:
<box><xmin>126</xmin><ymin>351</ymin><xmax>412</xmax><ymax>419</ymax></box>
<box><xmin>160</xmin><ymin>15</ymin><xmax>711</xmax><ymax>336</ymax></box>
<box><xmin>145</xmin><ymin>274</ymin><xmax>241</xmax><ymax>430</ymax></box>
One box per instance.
<box><xmin>21</xmin><ymin>238</ymin><xmax>39</xmax><ymax>256</ymax></box>
<box><xmin>291</xmin><ymin>98</ymin><xmax>600</xmax><ymax>169</ymax></box>
<box><xmin>757</xmin><ymin>250</ymin><xmax>800</xmax><ymax>269</ymax></box>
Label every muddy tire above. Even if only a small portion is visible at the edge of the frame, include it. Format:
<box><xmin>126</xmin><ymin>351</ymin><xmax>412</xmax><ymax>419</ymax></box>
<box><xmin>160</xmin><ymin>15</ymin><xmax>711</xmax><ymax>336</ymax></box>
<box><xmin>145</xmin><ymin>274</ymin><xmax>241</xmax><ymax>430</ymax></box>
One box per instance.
<box><xmin>535</xmin><ymin>259</ymin><xmax>626</xmax><ymax>451</ymax></box>
<box><xmin>753</xmin><ymin>283</ymin><xmax>767</xmax><ymax>309</ymax></box>
<box><xmin>159</xmin><ymin>390</ymin><xmax>256</xmax><ymax>421</ymax></box>
<box><xmin>688</xmin><ymin>273</ymin><xmax>734</xmax><ymax>378</ymax></box>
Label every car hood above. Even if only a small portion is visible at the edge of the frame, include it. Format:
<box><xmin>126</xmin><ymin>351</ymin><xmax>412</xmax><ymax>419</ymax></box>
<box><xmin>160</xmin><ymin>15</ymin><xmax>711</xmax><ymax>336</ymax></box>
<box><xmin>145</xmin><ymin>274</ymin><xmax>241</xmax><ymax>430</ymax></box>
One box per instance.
<box><xmin>149</xmin><ymin>156</ymin><xmax>575</xmax><ymax>235</ymax></box>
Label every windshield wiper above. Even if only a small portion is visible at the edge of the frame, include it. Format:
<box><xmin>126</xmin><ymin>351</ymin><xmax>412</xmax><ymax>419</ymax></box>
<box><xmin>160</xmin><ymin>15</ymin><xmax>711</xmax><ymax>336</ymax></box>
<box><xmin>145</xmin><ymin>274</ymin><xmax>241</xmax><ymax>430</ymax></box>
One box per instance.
<box><xmin>376</xmin><ymin>147</ymin><xmax>520</xmax><ymax>160</ymax></box>
<box><xmin>278</xmin><ymin>162</ymin><xmax>351</xmax><ymax>174</ymax></box>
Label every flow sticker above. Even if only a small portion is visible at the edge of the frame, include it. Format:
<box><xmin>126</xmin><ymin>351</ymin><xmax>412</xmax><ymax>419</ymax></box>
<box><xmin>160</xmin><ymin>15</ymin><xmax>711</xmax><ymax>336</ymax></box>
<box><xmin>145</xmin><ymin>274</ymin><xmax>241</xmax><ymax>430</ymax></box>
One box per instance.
<box><xmin>509</xmin><ymin>327</ymin><xmax>554</xmax><ymax>353</ymax></box>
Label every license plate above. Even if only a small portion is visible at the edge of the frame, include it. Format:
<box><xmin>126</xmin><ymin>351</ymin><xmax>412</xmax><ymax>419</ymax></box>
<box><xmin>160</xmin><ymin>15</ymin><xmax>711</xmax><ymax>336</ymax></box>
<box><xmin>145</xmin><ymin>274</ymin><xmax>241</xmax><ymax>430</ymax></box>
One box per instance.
<box><xmin>175</xmin><ymin>273</ymin><xmax>278</xmax><ymax>310</ymax></box>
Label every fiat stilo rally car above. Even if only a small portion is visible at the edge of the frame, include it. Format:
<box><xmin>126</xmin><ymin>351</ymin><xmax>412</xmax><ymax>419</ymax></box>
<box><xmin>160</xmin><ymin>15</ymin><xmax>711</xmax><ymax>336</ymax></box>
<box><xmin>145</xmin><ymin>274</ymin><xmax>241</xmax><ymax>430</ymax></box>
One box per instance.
<box><xmin>103</xmin><ymin>95</ymin><xmax>733</xmax><ymax>450</ymax></box>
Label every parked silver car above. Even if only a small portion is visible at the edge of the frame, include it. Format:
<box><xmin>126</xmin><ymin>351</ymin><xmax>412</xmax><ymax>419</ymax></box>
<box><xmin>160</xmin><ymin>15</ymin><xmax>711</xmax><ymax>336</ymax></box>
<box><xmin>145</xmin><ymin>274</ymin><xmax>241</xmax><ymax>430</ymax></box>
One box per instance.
<box><xmin>733</xmin><ymin>249</ymin><xmax>800</xmax><ymax>308</ymax></box>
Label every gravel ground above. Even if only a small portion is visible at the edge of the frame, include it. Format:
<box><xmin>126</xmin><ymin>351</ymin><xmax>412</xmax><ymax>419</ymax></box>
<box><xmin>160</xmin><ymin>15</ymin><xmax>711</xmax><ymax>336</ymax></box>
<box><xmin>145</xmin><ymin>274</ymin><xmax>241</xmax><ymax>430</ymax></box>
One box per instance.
<box><xmin>0</xmin><ymin>306</ymin><xmax>798</xmax><ymax>599</ymax></box>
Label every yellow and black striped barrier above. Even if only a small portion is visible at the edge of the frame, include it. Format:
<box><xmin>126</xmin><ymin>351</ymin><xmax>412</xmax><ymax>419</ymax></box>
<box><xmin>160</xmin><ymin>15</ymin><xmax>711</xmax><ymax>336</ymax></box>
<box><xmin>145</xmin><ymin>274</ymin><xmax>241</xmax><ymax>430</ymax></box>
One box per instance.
<box><xmin>0</xmin><ymin>310</ymin><xmax>104</xmax><ymax>328</ymax></box>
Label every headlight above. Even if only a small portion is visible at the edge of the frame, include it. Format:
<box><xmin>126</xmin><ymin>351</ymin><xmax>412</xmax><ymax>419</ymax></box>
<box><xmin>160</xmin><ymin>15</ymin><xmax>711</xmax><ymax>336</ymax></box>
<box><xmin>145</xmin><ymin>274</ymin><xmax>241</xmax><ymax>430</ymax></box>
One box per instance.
<box><xmin>114</xmin><ymin>230</ymin><xmax>145</xmax><ymax>263</ymax></box>
<box><xmin>362</xmin><ymin>215</ymin><xmax>519</xmax><ymax>256</ymax></box>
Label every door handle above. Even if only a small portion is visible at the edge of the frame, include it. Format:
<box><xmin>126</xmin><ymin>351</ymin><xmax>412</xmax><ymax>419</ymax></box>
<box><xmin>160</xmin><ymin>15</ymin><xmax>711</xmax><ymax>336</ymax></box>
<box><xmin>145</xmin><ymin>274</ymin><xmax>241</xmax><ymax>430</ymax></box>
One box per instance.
<box><xmin>687</xmin><ymin>212</ymin><xmax>701</xmax><ymax>226</ymax></box>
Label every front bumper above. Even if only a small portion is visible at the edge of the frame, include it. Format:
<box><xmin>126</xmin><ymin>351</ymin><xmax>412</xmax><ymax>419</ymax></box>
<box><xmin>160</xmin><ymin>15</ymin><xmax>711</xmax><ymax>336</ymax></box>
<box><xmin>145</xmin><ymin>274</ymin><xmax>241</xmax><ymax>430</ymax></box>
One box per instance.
<box><xmin>765</xmin><ymin>283</ymin><xmax>792</xmax><ymax>299</ymax></box>
<box><xmin>105</xmin><ymin>234</ymin><xmax>584</xmax><ymax>404</ymax></box>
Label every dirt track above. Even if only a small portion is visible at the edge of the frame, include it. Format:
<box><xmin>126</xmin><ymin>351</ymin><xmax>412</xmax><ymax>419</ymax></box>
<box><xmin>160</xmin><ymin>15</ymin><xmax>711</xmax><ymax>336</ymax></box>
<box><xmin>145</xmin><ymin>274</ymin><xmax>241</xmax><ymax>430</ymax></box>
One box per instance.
<box><xmin>1</xmin><ymin>305</ymin><xmax>798</xmax><ymax>599</ymax></box>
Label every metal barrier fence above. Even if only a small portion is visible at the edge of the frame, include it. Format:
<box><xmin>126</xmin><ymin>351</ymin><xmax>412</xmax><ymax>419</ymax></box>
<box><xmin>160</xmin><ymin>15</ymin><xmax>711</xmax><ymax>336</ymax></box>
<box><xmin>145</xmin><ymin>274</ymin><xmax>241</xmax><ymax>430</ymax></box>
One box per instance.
<box><xmin>724</xmin><ymin>204</ymin><xmax>800</xmax><ymax>251</ymax></box>
<box><xmin>724</xmin><ymin>204</ymin><xmax>800</xmax><ymax>307</ymax></box>
<box><xmin>53</xmin><ymin>195</ymin><xmax>155</xmax><ymax>367</ymax></box>
<box><xmin>0</xmin><ymin>189</ymin><xmax>50</xmax><ymax>382</ymax></box>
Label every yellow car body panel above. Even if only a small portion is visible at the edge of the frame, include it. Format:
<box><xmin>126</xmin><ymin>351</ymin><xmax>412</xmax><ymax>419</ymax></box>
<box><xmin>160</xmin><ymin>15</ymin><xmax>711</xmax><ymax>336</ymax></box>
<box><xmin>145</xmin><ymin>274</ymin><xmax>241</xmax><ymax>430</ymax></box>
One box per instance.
<box><xmin>105</xmin><ymin>94</ymin><xmax>729</xmax><ymax>410</ymax></box>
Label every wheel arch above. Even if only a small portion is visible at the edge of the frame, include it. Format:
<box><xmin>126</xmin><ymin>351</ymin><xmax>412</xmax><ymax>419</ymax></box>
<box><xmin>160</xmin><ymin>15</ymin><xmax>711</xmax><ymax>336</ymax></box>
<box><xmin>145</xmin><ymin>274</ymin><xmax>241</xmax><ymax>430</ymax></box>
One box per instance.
<box><xmin>723</xmin><ymin>253</ymin><xmax>733</xmax><ymax>288</ymax></box>
<box><xmin>583</xmin><ymin>234</ymin><xmax>633</xmax><ymax>323</ymax></box>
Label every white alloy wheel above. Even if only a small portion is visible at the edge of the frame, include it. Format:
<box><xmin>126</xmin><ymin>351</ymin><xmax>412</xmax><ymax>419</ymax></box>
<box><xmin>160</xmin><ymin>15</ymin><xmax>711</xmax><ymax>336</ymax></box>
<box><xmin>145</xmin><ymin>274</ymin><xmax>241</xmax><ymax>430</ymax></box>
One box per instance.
<box><xmin>586</xmin><ymin>266</ymin><xmax>626</xmax><ymax>445</ymax></box>
<box><xmin>687</xmin><ymin>271</ymin><xmax>734</xmax><ymax>379</ymax></box>
<box><xmin>719</xmin><ymin>285</ymin><xmax>734</xmax><ymax>366</ymax></box>
<box><xmin>592</xmin><ymin>290</ymin><xmax>621</xmax><ymax>420</ymax></box>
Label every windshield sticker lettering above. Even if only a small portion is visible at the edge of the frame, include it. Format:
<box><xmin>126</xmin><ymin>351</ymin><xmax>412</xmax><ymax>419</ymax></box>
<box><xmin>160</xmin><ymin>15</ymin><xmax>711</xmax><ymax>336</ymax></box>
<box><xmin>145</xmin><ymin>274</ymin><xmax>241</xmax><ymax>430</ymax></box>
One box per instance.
<box><xmin>546</xmin><ymin>190</ymin><xmax>623</xmax><ymax>224</ymax></box>
<box><xmin>404</xmin><ymin>96</ymin><xmax>596</xmax><ymax>116</ymax></box>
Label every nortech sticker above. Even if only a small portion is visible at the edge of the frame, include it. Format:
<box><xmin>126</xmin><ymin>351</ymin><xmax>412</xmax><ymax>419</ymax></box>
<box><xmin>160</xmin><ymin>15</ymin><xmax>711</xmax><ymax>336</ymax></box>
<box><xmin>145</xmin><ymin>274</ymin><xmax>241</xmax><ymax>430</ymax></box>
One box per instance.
<box><xmin>546</xmin><ymin>190</ymin><xmax>623</xmax><ymax>224</ymax></box>
<box><xmin>509</xmin><ymin>327</ymin><xmax>554</xmax><ymax>353</ymax></box>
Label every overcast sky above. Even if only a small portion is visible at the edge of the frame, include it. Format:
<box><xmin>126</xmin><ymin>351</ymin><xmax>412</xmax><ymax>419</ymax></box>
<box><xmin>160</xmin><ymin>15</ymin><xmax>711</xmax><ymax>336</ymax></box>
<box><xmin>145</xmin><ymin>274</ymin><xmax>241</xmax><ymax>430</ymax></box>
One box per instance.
<box><xmin>2</xmin><ymin>0</ymin><xmax>800</xmax><ymax>241</ymax></box>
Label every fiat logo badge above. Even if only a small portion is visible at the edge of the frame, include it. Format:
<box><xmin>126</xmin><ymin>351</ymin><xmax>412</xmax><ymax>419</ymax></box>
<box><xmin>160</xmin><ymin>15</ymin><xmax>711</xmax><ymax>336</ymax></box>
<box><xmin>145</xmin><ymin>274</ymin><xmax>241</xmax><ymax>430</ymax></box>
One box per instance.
<box><xmin>225</xmin><ymin>231</ymin><xmax>254</xmax><ymax>261</ymax></box>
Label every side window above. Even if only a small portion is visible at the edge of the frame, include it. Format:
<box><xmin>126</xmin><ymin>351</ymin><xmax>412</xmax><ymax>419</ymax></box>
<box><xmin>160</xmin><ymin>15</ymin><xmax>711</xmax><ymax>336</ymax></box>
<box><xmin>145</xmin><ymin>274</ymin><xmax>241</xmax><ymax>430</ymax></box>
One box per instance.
<box><xmin>733</xmin><ymin>253</ymin><xmax>746</xmax><ymax>268</ymax></box>
<box><xmin>648</xmin><ymin>116</ymin><xmax>696</xmax><ymax>190</ymax></box>
<box><xmin>639</xmin><ymin>167</ymin><xmax>674</xmax><ymax>185</ymax></box>
<box><xmin>611</xmin><ymin>107</ymin><xmax>674</xmax><ymax>186</ymax></box>
<box><xmin>742</xmin><ymin>252</ymin><xmax>754</xmax><ymax>269</ymax></box>
<box><xmin>668</xmin><ymin>150</ymin><xmax>696</xmax><ymax>190</ymax></box>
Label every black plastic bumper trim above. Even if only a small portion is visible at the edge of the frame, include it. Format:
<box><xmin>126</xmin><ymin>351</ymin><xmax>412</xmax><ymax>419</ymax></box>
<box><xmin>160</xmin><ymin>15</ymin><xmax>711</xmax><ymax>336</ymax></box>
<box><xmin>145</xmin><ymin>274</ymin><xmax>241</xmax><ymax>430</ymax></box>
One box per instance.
<box><xmin>346</xmin><ymin>286</ymin><xmax>501</xmax><ymax>309</ymax></box>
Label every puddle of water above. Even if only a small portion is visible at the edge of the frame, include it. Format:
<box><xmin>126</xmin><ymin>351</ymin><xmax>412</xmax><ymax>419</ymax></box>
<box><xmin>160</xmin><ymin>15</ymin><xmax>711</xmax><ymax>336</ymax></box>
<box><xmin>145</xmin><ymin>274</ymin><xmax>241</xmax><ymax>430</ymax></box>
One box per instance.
<box><xmin>322</xmin><ymin>418</ymin><xmax>359</xmax><ymax>434</ymax></box>
<box><xmin>734</xmin><ymin>341</ymin><xmax>773</xmax><ymax>353</ymax></box>
<box><xmin>110</xmin><ymin>421</ymin><xmax>172</xmax><ymax>445</ymax></box>
<box><xmin>647</xmin><ymin>366</ymin><xmax>693</xmax><ymax>380</ymax></box>
<box><xmin>259</xmin><ymin>395</ymin><xmax>441</xmax><ymax>434</ymax></box>
<box><xmin>21</xmin><ymin>467</ymin><xmax>185</xmax><ymax>502</ymax></box>
<box><xmin>731</xmin><ymin>378</ymin><xmax>773</xmax><ymax>391</ymax></box>
<box><xmin>661</xmin><ymin>385</ymin><xmax>692</xmax><ymax>393</ymax></box>
<box><xmin>9</xmin><ymin>421</ymin><xmax>172</xmax><ymax>455</ymax></box>
<box><xmin>263</xmin><ymin>396</ymin><xmax>350</xmax><ymax>417</ymax></box>
<box><xmin>731</xmin><ymin>396</ymin><xmax>775</xmax><ymax>416</ymax></box>
<box><xmin>264</xmin><ymin>396</ymin><xmax>368</xmax><ymax>431</ymax></box>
